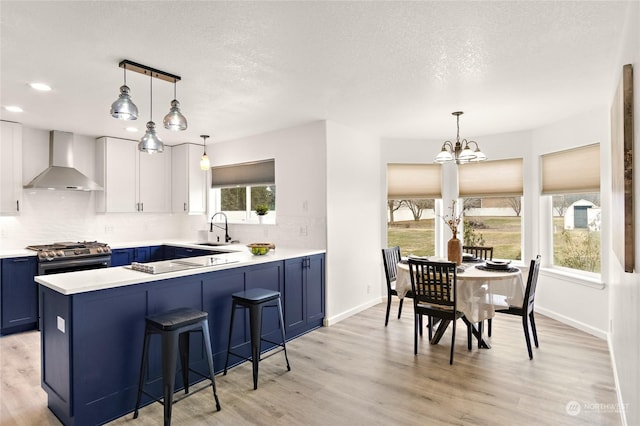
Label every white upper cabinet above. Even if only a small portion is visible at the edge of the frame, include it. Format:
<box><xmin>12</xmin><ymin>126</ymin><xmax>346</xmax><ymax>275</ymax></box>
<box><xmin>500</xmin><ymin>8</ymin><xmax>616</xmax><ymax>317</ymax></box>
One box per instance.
<box><xmin>95</xmin><ymin>137</ymin><xmax>171</xmax><ymax>213</ymax></box>
<box><xmin>171</xmin><ymin>143</ymin><xmax>206</xmax><ymax>214</ymax></box>
<box><xmin>0</xmin><ymin>121</ymin><xmax>23</xmax><ymax>214</ymax></box>
<box><xmin>138</xmin><ymin>147</ymin><xmax>171</xmax><ymax>213</ymax></box>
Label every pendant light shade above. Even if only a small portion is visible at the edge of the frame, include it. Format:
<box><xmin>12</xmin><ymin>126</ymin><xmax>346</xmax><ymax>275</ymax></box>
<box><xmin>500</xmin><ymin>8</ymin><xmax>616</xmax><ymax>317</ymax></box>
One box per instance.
<box><xmin>163</xmin><ymin>82</ymin><xmax>187</xmax><ymax>131</ymax></box>
<box><xmin>110</xmin><ymin>65</ymin><xmax>138</xmax><ymax>120</ymax></box>
<box><xmin>139</xmin><ymin>121</ymin><xmax>164</xmax><ymax>154</ymax></box>
<box><xmin>138</xmin><ymin>74</ymin><xmax>164</xmax><ymax>154</ymax></box>
<box><xmin>200</xmin><ymin>135</ymin><xmax>210</xmax><ymax>170</ymax></box>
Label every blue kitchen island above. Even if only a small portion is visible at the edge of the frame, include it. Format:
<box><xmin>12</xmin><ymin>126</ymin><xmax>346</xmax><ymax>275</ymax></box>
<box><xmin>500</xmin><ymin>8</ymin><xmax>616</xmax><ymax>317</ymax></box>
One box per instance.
<box><xmin>35</xmin><ymin>247</ymin><xmax>325</xmax><ymax>426</ymax></box>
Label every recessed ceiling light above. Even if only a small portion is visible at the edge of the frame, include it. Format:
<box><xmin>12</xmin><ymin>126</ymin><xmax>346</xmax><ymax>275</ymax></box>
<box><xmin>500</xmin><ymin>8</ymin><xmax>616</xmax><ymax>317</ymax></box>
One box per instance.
<box><xmin>125</xmin><ymin>127</ymin><xmax>138</xmax><ymax>132</ymax></box>
<box><xmin>5</xmin><ymin>106</ymin><xmax>23</xmax><ymax>112</ymax></box>
<box><xmin>29</xmin><ymin>82</ymin><xmax>51</xmax><ymax>91</ymax></box>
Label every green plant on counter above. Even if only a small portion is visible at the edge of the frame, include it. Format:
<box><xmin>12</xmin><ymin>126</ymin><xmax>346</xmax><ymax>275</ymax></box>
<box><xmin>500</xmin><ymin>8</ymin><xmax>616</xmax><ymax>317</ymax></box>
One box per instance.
<box><xmin>255</xmin><ymin>204</ymin><xmax>269</xmax><ymax>215</ymax></box>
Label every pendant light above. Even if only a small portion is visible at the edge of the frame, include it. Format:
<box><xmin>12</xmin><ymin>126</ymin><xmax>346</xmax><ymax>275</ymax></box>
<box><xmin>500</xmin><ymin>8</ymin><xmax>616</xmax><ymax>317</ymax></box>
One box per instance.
<box><xmin>163</xmin><ymin>81</ymin><xmax>188</xmax><ymax>131</ymax></box>
<box><xmin>110</xmin><ymin>63</ymin><xmax>138</xmax><ymax>120</ymax></box>
<box><xmin>138</xmin><ymin>73</ymin><xmax>164</xmax><ymax>154</ymax></box>
<box><xmin>200</xmin><ymin>135</ymin><xmax>210</xmax><ymax>170</ymax></box>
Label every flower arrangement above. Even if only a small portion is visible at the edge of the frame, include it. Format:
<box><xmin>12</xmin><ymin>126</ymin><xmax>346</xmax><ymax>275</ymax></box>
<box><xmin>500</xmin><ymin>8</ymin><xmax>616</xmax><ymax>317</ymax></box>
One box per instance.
<box><xmin>441</xmin><ymin>200</ymin><xmax>462</xmax><ymax>238</ymax></box>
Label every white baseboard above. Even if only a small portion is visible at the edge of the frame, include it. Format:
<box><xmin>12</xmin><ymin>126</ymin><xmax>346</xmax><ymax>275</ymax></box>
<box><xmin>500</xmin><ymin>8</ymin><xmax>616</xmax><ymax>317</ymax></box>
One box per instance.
<box><xmin>324</xmin><ymin>296</ymin><xmax>382</xmax><ymax>326</ymax></box>
<box><xmin>607</xmin><ymin>335</ymin><xmax>629</xmax><ymax>426</ymax></box>
<box><xmin>535</xmin><ymin>306</ymin><xmax>607</xmax><ymax>340</ymax></box>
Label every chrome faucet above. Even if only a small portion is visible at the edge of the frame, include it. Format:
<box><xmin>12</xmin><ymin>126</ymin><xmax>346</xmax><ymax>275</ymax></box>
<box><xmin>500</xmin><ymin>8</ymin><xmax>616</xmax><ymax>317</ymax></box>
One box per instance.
<box><xmin>210</xmin><ymin>212</ymin><xmax>232</xmax><ymax>243</ymax></box>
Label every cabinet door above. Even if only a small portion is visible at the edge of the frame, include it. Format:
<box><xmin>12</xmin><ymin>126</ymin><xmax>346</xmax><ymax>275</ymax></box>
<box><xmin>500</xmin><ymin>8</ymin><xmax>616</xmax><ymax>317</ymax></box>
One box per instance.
<box><xmin>171</xmin><ymin>144</ymin><xmax>188</xmax><ymax>213</ymax></box>
<box><xmin>284</xmin><ymin>258</ymin><xmax>305</xmax><ymax>333</ymax></box>
<box><xmin>110</xmin><ymin>249</ymin><xmax>134</xmax><ymax>266</ymax></box>
<box><xmin>171</xmin><ymin>144</ymin><xmax>206</xmax><ymax>214</ymax></box>
<box><xmin>306</xmin><ymin>255</ymin><xmax>325</xmax><ymax>323</ymax></box>
<box><xmin>149</xmin><ymin>245</ymin><xmax>165</xmax><ymax>261</ymax></box>
<box><xmin>186</xmin><ymin>144</ymin><xmax>207</xmax><ymax>213</ymax></box>
<box><xmin>1</xmin><ymin>256</ymin><xmax>38</xmax><ymax>331</ymax></box>
<box><xmin>133</xmin><ymin>247</ymin><xmax>150</xmax><ymax>263</ymax></box>
<box><xmin>138</xmin><ymin>146</ymin><xmax>171</xmax><ymax>213</ymax></box>
<box><xmin>96</xmin><ymin>137</ymin><xmax>137</xmax><ymax>212</ymax></box>
<box><xmin>0</xmin><ymin>121</ymin><xmax>23</xmax><ymax>214</ymax></box>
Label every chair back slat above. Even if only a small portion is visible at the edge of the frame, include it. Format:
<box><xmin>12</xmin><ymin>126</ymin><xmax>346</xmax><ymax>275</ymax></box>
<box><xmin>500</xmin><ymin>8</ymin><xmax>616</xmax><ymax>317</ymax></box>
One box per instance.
<box><xmin>523</xmin><ymin>255</ymin><xmax>541</xmax><ymax>312</ymax></box>
<box><xmin>381</xmin><ymin>246</ymin><xmax>401</xmax><ymax>284</ymax></box>
<box><xmin>408</xmin><ymin>259</ymin><xmax>457</xmax><ymax>308</ymax></box>
<box><xmin>463</xmin><ymin>245</ymin><xmax>493</xmax><ymax>260</ymax></box>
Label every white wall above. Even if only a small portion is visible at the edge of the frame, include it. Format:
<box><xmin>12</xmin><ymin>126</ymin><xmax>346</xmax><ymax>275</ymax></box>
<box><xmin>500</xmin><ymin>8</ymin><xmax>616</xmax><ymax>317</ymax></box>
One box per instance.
<box><xmin>325</xmin><ymin>121</ymin><xmax>381</xmax><ymax>323</ymax></box>
<box><xmin>607</xmin><ymin>2</ymin><xmax>640</xmax><ymax>425</ymax></box>
<box><xmin>529</xmin><ymin>108</ymin><xmax>610</xmax><ymax>339</ymax></box>
<box><xmin>209</xmin><ymin>121</ymin><xmax>327</xmax><ymax>250</ymax></box>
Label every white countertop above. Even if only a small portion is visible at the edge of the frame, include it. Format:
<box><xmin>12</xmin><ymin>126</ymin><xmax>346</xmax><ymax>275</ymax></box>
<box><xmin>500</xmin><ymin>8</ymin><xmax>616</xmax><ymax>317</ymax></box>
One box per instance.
<box><xmin>34</xmin><ymin>246</ymin><xmax>324</xmax><ymax>295</ymax></box>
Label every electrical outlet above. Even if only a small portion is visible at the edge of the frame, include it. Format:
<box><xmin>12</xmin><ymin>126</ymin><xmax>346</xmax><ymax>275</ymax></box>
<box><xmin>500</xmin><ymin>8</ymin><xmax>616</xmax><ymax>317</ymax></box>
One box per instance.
<box><xmin>367</xmin><ymin>284</ymin><xmax>371</xmax><ymax>294</ymax></box>
<box><xmin>104</xmin><ymin>226</ymin><xmax>114</xmax><ymax>233</ymax></box>
<box><xmin>0</xmin><ymin>229</ymin><xmax>7</xmax><ymax>239</ymax></box>
<box><xmin>299</xmin><ymin>226</ymin><xmax>308</xmax><ymax>236</ymax></box>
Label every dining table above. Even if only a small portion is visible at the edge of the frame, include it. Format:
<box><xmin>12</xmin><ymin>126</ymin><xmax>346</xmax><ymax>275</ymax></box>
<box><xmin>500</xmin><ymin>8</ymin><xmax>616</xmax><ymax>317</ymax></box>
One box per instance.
<box><xmin>395</xmin><ymin>257</ymin><xmax>525</xmax><ymax>348</ymax></box>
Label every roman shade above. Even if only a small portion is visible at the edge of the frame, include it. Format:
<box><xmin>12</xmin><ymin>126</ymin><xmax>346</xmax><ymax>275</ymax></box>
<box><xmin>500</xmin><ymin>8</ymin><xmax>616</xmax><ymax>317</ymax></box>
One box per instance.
<box><xmin>459</xmin><ymin>158</ymin><xmax>523</xmax><ymax>197</ymax></box>
<box><xmin>541</xmin><ymin>144</ymin><xmax>600</xmax><ymax>194</ymax></box>
<box><xmin>211</xmin><ymin>159</ymin><xmax>275</xmax><ymax>188</ymax></box>
<box><xmin>387</xmin><ymin>163</ymin><xmax>442</xmax><ymax>199</ymax></box>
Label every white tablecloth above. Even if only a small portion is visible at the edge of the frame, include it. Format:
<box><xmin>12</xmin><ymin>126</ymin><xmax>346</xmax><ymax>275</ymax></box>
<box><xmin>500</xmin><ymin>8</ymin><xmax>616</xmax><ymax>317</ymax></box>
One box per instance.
<box><xmin>395</xmin><ymin>261</ymin><xmax>525</xmax><ymax>323</ymax></box>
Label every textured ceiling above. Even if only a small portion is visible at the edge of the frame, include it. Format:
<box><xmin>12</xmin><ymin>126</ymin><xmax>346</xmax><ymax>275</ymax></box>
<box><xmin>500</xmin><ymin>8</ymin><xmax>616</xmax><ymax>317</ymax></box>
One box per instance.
<box><xmin>0</xmin><ymin>1</ymin><xmax>631</xmax><ymax>145</ymax></box>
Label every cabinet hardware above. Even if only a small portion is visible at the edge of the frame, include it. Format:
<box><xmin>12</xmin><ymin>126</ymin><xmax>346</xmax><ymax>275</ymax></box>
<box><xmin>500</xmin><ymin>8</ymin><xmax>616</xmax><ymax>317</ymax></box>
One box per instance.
<box><xmin>16</xmin><ymin>200</ymin><xmax>20</xmax><ymax>212</ymax></box>
<box><xmin>184</xmin><ymin>202</ymin><xmax>187</xmax><ymax>211</ymax></box>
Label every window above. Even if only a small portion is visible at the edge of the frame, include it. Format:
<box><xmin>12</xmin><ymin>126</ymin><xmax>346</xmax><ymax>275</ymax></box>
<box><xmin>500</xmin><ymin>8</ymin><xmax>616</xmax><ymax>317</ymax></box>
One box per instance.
<box><xmin>386</xmin><ymin>164</ymin><xmax>441</xmax><ymax>256</ymax></box>
<box><xmin>542</xmin><ymin>144</ymin><xmax>600</xmax><ymax>273</ymax></box>
<box><xmin>461</xmin><ymin>196</ymin><xmax>523</xmax><ymax>260</ymax></box>
<box><xmin>459</xmin><ymin>159</ymin><xmax>524</xmax><ymax>260</ymax></box>
<box><xmin>210</xmin><ymin>159</ymin><xmax>276</xmax><ymax>223</ymax></box>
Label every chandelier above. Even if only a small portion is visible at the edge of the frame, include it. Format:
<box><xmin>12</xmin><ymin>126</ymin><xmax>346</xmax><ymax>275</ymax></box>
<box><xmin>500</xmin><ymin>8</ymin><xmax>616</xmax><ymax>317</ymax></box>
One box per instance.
<box><xmin>434</xmin><ymin>111</ymin><xmax>487</xmax><ymax>164</ymax></box>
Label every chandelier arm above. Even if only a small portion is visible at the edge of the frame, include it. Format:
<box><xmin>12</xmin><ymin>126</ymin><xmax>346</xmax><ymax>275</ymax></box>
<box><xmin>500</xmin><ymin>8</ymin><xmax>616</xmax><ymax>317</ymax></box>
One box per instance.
<box><xmin>441</xmin><ymin>140</ymin><xmax>455</xmax><ymax>151</ymax></box>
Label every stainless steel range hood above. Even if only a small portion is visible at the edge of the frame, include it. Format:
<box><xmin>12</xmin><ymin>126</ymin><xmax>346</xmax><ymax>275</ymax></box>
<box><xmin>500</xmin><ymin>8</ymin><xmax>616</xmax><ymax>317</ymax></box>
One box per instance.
<box><xmin>24</xmin><ymin>131</ymin><xmax>103</xmax><ymax>191</ymax></box>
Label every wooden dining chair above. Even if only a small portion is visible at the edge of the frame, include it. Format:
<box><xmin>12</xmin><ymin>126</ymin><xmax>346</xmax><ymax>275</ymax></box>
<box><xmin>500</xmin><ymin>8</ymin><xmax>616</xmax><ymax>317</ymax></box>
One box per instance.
<box><xmin>408</xmin><ymin>258</ymin><xmax>471</xmax><ymax>364</ymax></box>
<box><xmin>494</xmin><ymin>255</ymin><xmax>542</xmax><ymax>359</ymax></box>
<box><xmin>463</xmin><ymin>245</ymin><xmax>493</xmax><ymax>260</ymax></box>
<box><xmin>381</xmin><ymin>246</ymin><xmax>413</xmax><ymax>326</ymax></box>
<box><xmin>463</xmin><ymin>245</ymin><xmax>494</xmax><ymax>336</ymax></box>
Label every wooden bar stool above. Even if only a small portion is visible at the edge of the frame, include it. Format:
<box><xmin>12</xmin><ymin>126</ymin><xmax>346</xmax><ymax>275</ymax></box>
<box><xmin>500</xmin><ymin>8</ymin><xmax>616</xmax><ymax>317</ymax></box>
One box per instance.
<box><xmin>134</xmin><ymin>307</ymin><xmax>221</xmax><ymax>425</ymax></box>
<box><xmin>223</xmin><ymin>288</ymin><xmax>291</xmax><ymax>389</ymax></box>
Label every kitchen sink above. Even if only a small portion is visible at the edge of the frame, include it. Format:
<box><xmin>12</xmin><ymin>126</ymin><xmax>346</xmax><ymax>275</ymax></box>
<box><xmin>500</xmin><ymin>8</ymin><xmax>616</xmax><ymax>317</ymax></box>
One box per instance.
<box><xmin>192</xmin><ymin>242</ymin><xmax>230</xmax><ymax>247</ymax></box>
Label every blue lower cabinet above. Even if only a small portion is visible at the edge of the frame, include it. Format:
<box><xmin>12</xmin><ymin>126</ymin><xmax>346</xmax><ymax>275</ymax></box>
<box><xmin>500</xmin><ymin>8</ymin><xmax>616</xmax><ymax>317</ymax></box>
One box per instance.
<box><xmin>110</xmin><ymin>248</ymin><xmax>134</xmax><ymax>266</ymax></box>
<box><xmin>172</xmin><ymin>247</ymin><xmax>210</xmax><ymax>258</ymax></box>
<box><xmin>148</xmin><ymin>245</ymin><xmax>165</xmax><ymax>261</ymax></box>
<box><xmin>38</xmin><ymin>255</ymin><xmax>324</xmax><ymax>426</ymax></box>
<box><xmin>133</xmin><ymin>246</ymin><xmax>150</xmax><ymax>263</ymax></box>
<box><xmin>1</xmin><ymin>256</ymin><xmax>38</xmax><ymax>335</ymax></box>
<box><xmin>284</xmin><ymin>255</ymin><xmax>325</xmax><ymax>338</ymax></box>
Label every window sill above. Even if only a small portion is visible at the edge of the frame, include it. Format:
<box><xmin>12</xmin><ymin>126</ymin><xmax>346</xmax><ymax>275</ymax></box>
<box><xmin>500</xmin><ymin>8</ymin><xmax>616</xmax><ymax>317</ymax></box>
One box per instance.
<box><xmin>539</xmin><ymin>267</ymin><xmax>604</xmax><ymax>289</ymax></box>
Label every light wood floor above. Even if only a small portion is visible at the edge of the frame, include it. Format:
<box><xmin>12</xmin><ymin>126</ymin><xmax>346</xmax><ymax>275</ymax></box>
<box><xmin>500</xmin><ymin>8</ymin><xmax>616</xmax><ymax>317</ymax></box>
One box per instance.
<box><xmin>0</xmin><ymin>301</ymin><xmax>622</xmax><ymax>426</ymax></box>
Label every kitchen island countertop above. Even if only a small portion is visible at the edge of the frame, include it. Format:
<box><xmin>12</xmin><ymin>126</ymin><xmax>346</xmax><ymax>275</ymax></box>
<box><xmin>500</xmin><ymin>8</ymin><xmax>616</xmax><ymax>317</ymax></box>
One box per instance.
<box><xmin>34</xmin><ymin>246</ymin><xmax>324</xmax><ymax>296</ymax></box>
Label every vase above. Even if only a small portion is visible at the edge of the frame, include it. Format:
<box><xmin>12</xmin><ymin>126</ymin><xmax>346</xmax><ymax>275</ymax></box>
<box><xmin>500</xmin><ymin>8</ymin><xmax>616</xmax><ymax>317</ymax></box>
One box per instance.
<box><xmin>447</xmin><ymin>235</ymin><xmax>462</xmax><ymax>266</ymax></box>
<box><xmin>258</xmin><ymin>215</ymin><xmax>264</xmax><ymax>224</ymax></box>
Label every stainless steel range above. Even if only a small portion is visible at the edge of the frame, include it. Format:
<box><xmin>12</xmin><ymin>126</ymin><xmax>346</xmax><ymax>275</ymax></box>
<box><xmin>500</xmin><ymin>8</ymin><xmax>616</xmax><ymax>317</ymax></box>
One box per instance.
<box><xmin>26</xmin><ymin>241</ymin><xmax>112</xmax><ymax>275</ymax></box>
